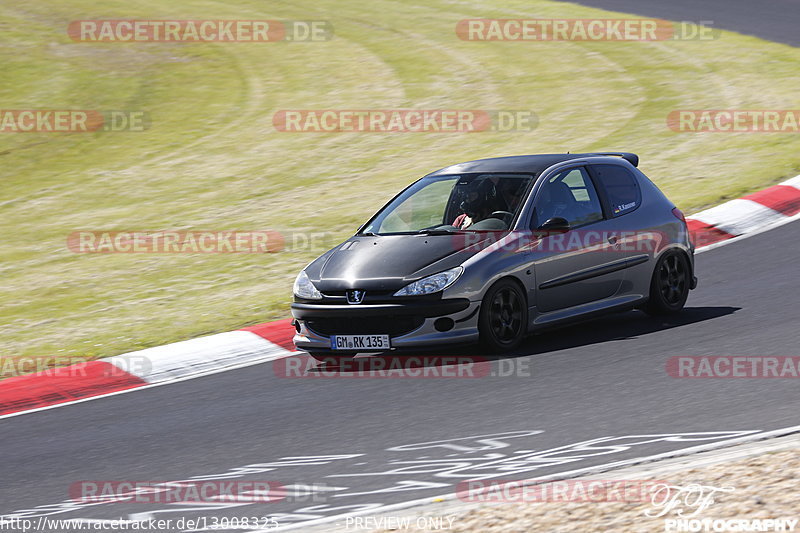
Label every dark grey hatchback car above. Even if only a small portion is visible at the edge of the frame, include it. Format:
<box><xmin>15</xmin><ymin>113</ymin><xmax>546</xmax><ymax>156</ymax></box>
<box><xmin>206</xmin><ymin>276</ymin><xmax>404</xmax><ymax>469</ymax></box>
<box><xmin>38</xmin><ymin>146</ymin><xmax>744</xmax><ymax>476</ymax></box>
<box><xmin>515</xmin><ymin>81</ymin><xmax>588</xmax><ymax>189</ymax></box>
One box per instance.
<box><xmin>291</xmin><ymin>152</ymin><xmax>697</xmax><ymax>359</ymax></box>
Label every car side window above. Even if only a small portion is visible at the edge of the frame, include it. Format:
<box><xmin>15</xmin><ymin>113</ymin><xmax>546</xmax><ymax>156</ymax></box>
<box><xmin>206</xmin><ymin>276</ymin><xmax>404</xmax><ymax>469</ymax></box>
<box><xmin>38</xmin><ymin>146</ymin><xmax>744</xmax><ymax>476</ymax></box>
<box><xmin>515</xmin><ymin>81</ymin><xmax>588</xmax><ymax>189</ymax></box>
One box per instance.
<box><xmin>592</xmin><ymin>164</ymin><xmax>641</xmax><ymax>217</ymax></box>
<box><xmin>531</xmin><ymin>167</ymin><xmax>604</xmax><ymax>229</ymax></box>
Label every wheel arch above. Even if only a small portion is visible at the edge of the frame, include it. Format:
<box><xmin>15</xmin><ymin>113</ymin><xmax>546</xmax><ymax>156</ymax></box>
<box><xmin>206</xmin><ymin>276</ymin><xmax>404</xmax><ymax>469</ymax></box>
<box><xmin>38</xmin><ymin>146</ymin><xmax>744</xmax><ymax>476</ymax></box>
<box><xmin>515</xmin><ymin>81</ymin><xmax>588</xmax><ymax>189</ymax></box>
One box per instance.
<box><xmin>654</xmin><ymin>244</ymin><xmax>695</xmax><ymax>281</ymax></box>
<box><xmin>488</xmin><ymin>275</ymin><xmax>529</xmax><ymax>307</ymax></box>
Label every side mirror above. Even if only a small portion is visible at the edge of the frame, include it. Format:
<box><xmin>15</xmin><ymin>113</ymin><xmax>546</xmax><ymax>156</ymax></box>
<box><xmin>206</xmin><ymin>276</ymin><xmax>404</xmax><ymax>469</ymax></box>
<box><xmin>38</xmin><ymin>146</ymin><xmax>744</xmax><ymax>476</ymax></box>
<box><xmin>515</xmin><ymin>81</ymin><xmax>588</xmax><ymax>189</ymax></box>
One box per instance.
<box><xmin>537</xmin><ymin>217</ymin><xmax>570</xmax><ymax>234</ymax></box>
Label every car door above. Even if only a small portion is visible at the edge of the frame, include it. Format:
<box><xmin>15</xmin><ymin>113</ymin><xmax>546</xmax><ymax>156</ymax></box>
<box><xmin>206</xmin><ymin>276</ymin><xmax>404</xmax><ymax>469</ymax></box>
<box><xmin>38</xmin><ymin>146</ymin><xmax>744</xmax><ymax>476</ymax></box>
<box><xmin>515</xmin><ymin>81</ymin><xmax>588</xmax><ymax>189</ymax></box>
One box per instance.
<box><xmin>526</xmin><ymin>166</ymin><xmax>624</xmax><ymax>313</ymax></box>
<box><xmin>587</xmin><ymin>163</ymin><xmax>654</xmax><ymax>297</ymax></box>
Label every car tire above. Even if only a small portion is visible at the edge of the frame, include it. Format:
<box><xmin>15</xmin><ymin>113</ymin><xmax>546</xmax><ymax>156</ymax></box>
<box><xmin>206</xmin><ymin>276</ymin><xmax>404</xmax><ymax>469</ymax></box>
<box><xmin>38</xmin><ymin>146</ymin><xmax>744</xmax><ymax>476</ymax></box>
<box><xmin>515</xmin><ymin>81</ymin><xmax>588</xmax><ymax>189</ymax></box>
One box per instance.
<box><xmin>478</xmin><ymin>279</ymin><xmax>528</xmax><ymax>352</ymax></box>
<box><xmin>643</xmin><ymin>251</ymin><xmax>690</xmax><ymax>315</ymax></box>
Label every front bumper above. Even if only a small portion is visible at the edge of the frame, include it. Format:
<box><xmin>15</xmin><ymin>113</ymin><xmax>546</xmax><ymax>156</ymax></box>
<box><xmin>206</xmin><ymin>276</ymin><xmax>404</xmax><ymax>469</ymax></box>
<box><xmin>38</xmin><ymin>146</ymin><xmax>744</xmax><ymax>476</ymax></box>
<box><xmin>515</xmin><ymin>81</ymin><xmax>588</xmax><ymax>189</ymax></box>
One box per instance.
<box><xmin>292</xmin><ymin>298</ymin><xmax>470</xmax><ymax>318</ymax></box>
<box><xmin>291</xmin><ymin>298</ymin><xmax>480</xmax><ymax>351</ymax></box>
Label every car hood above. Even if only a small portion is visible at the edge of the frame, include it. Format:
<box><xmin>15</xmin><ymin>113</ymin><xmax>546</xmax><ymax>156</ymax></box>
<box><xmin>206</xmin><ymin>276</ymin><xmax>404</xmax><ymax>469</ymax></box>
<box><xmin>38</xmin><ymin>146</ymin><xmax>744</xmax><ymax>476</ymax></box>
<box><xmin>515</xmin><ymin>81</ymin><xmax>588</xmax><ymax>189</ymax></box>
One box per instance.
<box><xmin>307</xmin><ymin>233</ymin><xmax>498</xmax><ymax>292</ymax></box>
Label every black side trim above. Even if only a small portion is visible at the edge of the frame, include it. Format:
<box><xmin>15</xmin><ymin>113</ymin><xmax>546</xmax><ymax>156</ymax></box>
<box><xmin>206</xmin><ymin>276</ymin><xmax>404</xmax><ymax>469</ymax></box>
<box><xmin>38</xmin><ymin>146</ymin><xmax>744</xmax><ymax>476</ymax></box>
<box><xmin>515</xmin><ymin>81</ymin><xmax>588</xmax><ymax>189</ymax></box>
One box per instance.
<box><xmin>539</xmin><ymin>255</ymin><xmax>649</xmax><ymax>290</ymax></box>
<box><xmin>455</xmin><ymin>304</ymin><xmax>480</xmax><ymax>323</ymax></box>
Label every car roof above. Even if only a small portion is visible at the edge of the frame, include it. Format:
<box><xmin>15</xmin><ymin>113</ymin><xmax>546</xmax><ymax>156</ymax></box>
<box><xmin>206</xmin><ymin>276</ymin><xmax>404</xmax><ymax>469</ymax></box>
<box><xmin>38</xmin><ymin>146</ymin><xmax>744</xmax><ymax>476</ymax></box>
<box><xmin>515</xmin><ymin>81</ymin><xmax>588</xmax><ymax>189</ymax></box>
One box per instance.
<box><xmin>425</xmin><ymin>152</ymin><xmax>638</xmax><ymax>177</ymax></box>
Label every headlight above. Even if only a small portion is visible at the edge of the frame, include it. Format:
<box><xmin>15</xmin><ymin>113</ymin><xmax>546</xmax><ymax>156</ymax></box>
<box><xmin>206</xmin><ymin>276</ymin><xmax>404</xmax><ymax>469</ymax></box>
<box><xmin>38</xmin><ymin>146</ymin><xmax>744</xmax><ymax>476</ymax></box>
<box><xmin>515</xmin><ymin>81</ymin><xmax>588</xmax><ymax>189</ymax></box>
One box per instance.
<box><xmin>293</xmin><ymin>270</ymin><xmax>322</xmax><ymax>300</ymax></box>
<box><xmin>393</xmin><ymin>267</ymin><xmax>463</xmax><ymax>297</ymax></box>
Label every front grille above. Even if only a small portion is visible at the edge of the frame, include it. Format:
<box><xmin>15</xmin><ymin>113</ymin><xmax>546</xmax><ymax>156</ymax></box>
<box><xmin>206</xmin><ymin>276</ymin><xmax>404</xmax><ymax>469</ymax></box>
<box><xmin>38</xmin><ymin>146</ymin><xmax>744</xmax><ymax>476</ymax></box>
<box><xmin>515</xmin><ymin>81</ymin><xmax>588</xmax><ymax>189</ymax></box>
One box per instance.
<box><xmin>305</xmin><ymin>316</ymin><xmax>425</xmax><ymax>336</ymax></box>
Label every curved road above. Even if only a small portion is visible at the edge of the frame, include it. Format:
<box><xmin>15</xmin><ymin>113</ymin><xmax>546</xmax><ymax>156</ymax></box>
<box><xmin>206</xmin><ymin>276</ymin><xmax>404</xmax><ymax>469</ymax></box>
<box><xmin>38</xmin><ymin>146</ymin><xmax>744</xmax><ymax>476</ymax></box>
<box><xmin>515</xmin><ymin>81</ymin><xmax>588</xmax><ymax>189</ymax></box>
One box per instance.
<box><xmin>2</xmin><ymin>1</ymin><xmax>798</xmax><ymax>531</ymax></box>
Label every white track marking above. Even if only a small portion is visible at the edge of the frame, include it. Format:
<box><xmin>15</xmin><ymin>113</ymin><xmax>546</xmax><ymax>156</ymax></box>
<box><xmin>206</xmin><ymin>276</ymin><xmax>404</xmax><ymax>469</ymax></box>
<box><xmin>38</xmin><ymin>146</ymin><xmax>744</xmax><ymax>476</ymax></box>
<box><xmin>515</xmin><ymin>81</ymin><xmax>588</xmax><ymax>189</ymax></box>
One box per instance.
<box><xmin>107</xmin><ymin>331</ymin><xmax>284</xmax><ymax>383</ymax></box>
<box><xmin>695</xmin><ymin>211</ymin><xmax>800</xmax><ymax>254</ymax></box>
<box><xmin>780</xmin><ymin>175</ymin><xmax>800</xmax><ymax>189</ymax></box>
<box><xmin>262</xmin><ymin>425</ymin><xmax>800</xmax><ymax>532</ymax></box>
<box><xmin>690</xmin><ymin>199</ymin><xmax>787</xmax><ymax>236</ymax></box>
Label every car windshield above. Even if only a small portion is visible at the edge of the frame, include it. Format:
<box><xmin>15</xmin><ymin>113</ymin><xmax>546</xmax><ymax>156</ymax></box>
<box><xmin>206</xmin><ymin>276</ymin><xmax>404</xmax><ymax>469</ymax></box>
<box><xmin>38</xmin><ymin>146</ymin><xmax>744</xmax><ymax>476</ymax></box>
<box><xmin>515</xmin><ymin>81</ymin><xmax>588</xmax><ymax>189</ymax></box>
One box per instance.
<box><xmin>362</xmin><ymin>174</ymin><xmax>534</xmax><ymax>235</ymax></box>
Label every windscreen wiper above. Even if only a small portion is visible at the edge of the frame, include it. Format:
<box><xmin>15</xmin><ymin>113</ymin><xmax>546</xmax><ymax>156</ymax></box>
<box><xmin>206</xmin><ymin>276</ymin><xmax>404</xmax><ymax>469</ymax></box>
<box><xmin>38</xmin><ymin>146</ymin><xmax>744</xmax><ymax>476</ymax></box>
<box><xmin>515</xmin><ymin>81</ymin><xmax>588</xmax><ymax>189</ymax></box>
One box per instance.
<box><xmin>416</xmin><ymin>228</ymin><xmax>462</xmax><ymax>235</ymax></box>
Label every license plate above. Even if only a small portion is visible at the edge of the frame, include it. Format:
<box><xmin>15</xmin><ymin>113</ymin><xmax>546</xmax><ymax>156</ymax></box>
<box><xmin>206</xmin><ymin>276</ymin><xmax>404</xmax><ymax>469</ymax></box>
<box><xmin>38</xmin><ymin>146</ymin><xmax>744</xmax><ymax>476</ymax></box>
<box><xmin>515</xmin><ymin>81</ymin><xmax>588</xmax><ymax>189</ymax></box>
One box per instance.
<box><xmin>331</xmin><ymin>334</ymin><xmax>391</xmax><ymax>351</ymax></box>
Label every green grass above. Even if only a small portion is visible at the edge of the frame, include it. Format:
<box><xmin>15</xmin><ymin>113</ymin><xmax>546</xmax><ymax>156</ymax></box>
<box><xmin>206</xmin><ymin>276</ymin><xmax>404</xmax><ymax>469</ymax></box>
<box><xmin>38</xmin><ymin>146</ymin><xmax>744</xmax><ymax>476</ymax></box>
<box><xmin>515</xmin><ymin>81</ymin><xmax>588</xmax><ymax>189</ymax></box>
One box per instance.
<box><xmin>2</xmin><ymin>0</ymin><xmax>800</xmax><ymax>372</ymax></box>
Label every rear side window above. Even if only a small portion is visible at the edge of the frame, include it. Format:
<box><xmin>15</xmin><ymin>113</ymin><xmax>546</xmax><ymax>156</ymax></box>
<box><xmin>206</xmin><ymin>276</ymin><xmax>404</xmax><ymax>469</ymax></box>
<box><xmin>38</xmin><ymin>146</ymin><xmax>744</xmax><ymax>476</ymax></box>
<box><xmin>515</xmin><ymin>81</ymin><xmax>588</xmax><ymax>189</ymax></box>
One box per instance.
<box><xmin>531</xmin><ymin>167</ymin><xmax>604</xmax><ymax>229</ymax></box>
<box><xmin>592</xmin><ymin>164</ymin><xmax>641</xmax><ymax>217</ymax></box>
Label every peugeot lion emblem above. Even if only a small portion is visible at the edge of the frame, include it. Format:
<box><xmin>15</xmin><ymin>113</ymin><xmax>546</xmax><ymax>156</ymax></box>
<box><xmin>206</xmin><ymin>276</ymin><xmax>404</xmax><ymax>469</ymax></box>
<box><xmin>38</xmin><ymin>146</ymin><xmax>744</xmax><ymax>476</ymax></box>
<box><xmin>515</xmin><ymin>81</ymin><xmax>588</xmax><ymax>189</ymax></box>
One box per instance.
<box><xmin>347</xmin><ymin>289</ymin><xmax>365</xmax><ymax>304</ymax></box>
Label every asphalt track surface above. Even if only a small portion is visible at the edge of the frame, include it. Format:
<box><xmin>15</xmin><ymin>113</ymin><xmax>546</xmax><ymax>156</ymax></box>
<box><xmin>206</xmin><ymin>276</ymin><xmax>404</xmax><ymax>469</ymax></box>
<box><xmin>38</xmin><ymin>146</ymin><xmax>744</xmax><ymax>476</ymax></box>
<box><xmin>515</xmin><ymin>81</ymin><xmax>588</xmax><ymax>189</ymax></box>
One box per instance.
<box><xmin>567</xmin><ymin>0</ymin><xmax>800</xmax><ymax>47</ymax></box>
<box><xmin>3</xmin><ymin>2</ymin><xmax>799</xmax><ymax>531</ymax></box>
<box><xmin>1</xmin><ymin>220</ymin><xmax>798</xmax><ymax>530</ymax></box>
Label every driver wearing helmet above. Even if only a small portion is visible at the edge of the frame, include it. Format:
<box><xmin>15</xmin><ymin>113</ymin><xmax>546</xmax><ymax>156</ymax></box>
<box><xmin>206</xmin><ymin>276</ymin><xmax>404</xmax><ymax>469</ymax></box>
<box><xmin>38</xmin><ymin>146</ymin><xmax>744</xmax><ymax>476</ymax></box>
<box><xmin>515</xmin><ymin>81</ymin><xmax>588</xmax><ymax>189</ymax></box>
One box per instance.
<box><xmin>453</xmin><ymin>179</ymin><xmax>495</xmax><ymax>229</ymax></box>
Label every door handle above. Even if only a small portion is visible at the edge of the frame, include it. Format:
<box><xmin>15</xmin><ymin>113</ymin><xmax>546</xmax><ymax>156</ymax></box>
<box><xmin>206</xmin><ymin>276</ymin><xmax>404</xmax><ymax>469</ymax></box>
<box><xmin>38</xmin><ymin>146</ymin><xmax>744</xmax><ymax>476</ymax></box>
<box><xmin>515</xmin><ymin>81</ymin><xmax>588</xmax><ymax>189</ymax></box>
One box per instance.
<box><xmin>608</xmin><ymin>236</ymin><xmax>618</xmax><ymax>245</ymax></box>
